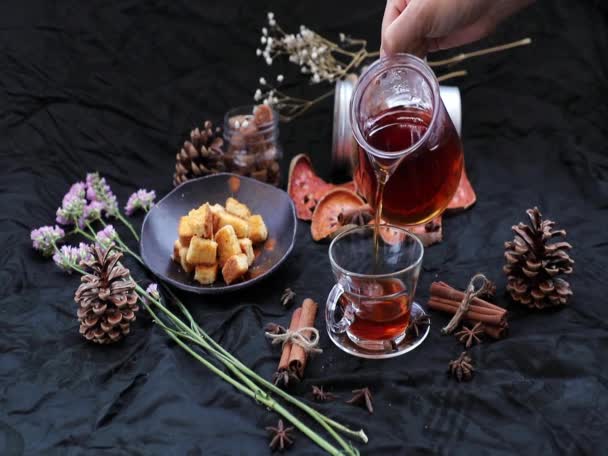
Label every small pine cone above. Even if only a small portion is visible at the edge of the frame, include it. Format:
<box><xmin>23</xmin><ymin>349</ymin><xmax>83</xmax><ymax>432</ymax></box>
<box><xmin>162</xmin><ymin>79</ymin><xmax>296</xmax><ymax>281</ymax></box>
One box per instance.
<box><xmin>75</xmin><ymin>245</ymin><xmax>139</xmax><ymax>344</ymax></box>
<box><xmin>173</xmin><ymin>120</ymin><xmax>225</xmax><ymax>186</ymax></box>
<box><xmin>504</xmin><ymin>207</ymin><xmax>574</xmax><ymax>309</ymax></box>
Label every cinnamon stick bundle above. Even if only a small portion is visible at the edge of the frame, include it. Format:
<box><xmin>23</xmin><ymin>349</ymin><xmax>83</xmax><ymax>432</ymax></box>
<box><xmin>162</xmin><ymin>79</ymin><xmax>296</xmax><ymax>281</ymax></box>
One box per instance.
<box><xmin>271</xmin><ymin>299</ymin><xmax>319</xmax><ymax>386</ymax></box>
<box><xmin>428</xmin><ymin>281</ymin><xmax>508</xmax><ymax>339</ymax></box>
<box><xmin>288</xmin><ymin>298</ymin><xmax>318</xmax><ymax>379</ymax></box>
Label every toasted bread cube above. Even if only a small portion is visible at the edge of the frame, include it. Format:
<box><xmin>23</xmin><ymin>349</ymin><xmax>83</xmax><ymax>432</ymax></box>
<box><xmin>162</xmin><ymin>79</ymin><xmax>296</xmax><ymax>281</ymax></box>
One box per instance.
<box><xmin>178</xmin><ymin>247</ymin><xmax>194</xmax><ymax>273</ymax></box>
<box><xmin>209</xmin><ymin>204</ymin><xmax>225</xmax><ymax>232</ymax></box>
<box><xmin>217</xmin><ymin>211</ymin><xmax>250</xmax><ymax>238</ymax></box>
<box><xmin>248</xmin><ymin>215</ymin><xmax>268</xmax><ymax>243</ymax></box>
<box><xmin>226</xmin><ymin>197</ymin><xmax>251</xmax><ymax>219</ymax></box>
<box><xmin>215</xmin><ymin>225</ymin><xmax>242</xmax><ymax>266</ymax></box>
<box><xmin>172</xmin><ymin>239</ymin><xmax>182</xmax><ymax>262</ymax></box>
<box><xmin>194</xmin><ymin>263</ymin><xmax>218</xmax><ymax>285</ymax></box>
<box><xmin>209</xmin><ymin>203</ymin><xmax>225</xmax><ymax>215</ymax></box>
<box><xmin>239</xmin><ymin>238</ymin><xmax>255</xmax><ymax>266</ymax></box>
<box><xmin>178</xmin><ymin>216</ymin><xmax>195</xmax><ymax>247</ymax></box>
<box><xmin>186</xmin><ymin>236</ymin><xmax>218</xmax><ymax>265</ymax></box>
<box><xmin>188</xmin><ymin>203</ymin><xmax>214</xmax><ymax>239</ymax></box>
<box><xmin>222</xmin><ymin>253</ymin><xmax>249</xmax><ymax>285</ymax></box>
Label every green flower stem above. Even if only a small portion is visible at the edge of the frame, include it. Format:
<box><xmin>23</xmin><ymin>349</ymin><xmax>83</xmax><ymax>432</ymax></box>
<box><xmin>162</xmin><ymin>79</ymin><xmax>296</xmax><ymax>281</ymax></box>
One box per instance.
<box><xmin>74</xmin><ymin>227</ymin><xmax>96</xmax><ymax>243</ymax></box>
<box><xmin>85</xmin><ymin>222</ymin><xmax>97</xmax><ymax>238</ymax></box>
<box><xmin>140</xmin><ymin>292</ymin><xmax>347</xmax><ymax>456</ymax></box>
<box><xmin>140</xmin><ymin>284</ymin><xmax>365</xmax><ymax>452</ymax></box>
<box><xmin>114</xmin><ymin>236</ymin><xmax>143</xmax><ymax>264</ymax></box>
<box><xmin>160</xmin><ymin>285</ymin><xmax>368</xmax><ymax>444</ymax></box>
<box><xmin>116</xmin><ymin>212</ymin><xmax>139</xmax><ymax>241</ymax></box>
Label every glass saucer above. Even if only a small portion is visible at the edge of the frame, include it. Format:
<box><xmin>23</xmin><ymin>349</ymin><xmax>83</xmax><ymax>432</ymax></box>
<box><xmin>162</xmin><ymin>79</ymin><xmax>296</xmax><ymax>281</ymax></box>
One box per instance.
<box><xmin>325</xmin><ymin>284</ymin><xmax>430</xmax><ymax>359</ymax></box>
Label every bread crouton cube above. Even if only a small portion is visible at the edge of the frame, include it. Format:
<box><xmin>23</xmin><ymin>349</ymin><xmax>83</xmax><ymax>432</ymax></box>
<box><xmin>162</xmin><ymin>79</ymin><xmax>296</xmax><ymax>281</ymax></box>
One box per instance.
<box><xmin>248</xmin><ymin>215</ymin><xmax>268</xmax><ymax>243</ymax></box>
<box><xmin>178</xmin><ymin>216</ymin><xmax>195</xmax><ymax>247</ymax></box>
<box><xmin>194</xmin><ymin>263</ymin><xmax>218</xmax><ymax>285</ymax></box>
<box><xmin>188</xmin><ymin>203</ymin><xmax>214</xmax><ymax>239</ymax></box>
<box><xmin>209</xmin><ymin>204</ymin><xmax>225</xmax><ymax>232</ymax></box>
<box><xmin>239</xmin><ymin>238</ymin><xmax>255</xmax><ymax>266</ymax></box>
<box><xmin>217</xmin><ymin>211</ymin><xmax>250</xmax><ymax>238</ymax></box>
<box><xmin>178</xmin><ymin>246</ymin><xmax>194</xmax><ymax>273</ymax></box>
<box><xmin>226</xmin><ymin>197</ymin><xmax>251</xmax><ymax>219</ymax></box>
<box><xmin>222</xmin><ymin>254</ymin><xmax>249</xmax><ymax>285</ymax></box>
<box><xmin>172</xmin><ymin>239</ymin><xmax>182</xmax><ymax>262</ymax></box>
<box><xmin>186</xmin><ymin>236</ymin><xmax>218</xmax><ymax>265</ymax></box>
<box><xmin>215</xmin><ymin>225</ymin><xmax>242</xmax><ymax>266</ymax></box>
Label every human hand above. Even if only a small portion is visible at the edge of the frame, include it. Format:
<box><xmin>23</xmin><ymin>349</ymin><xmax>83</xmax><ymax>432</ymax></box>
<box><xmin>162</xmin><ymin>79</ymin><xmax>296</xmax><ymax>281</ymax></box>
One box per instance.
<box><xmin>381</xmin><ymin>0</ymin><xmax>533</xmax><ymax>56</ymax></box>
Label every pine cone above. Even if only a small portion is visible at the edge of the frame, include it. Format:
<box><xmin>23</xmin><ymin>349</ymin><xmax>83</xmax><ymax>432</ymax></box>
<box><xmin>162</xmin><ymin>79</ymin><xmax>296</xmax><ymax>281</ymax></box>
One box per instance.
<box><xmin>75</xmin><ymin>245</ymin><xmax>139</xmax><ymax>344</ymax></box>
<box><xmin>504</xmin><ymin>207</ymin><xmax>574</xmax><ymax>309</ymax></box>
<box><xmin>173</xmin><ymin>120</ymin><xmax>225</xmax><ymax>186</ymax></box>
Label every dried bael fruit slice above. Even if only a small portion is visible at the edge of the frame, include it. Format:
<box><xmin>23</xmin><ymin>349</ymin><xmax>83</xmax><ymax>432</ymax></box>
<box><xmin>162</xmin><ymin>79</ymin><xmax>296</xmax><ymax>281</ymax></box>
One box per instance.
<box><xmin>311</xmin><ymin>188</ymin><xmax>366</xmax><ymax>241</ymax></box>
<box><xmin>288</xmin><ymin>154</ymin><xmax>335</xmax><ymax>221</ymax></box>
<box><xmin>446</xmin><ymin>168</ymin><xmax>476</xmax><ymax>213</ymax></box>
<box><xmin>374</xmin><ymin>216</ymin><xmax>443</xmax><ymax>247</ymax></box>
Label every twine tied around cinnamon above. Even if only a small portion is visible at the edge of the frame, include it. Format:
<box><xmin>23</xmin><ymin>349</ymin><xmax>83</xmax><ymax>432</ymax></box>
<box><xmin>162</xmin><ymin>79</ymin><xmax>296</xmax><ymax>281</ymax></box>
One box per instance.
<box><xmin>265</xmin><ymin>327</ymin><xmax>323</xmax><ymax>355</ymax></box>
<box><xmin>441</xmin><ymin>273</ymin><xmax>492</xmax><ymax>335</ymax></box>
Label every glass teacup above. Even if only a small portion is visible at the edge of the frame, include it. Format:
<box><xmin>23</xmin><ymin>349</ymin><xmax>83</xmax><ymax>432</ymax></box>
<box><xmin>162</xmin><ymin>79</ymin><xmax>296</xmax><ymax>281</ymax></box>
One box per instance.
<box><xmin>326</xmin><ymin>225</ymin><xmax>424</xmax><ymax>351</ymax></box>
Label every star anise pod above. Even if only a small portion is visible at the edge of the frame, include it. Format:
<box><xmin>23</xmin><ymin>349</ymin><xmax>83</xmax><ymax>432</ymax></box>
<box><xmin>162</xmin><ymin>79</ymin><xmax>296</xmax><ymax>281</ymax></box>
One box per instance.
<box><xmin>272</xmin><ymin>369</ymin><xmax>300</xmax><ymax>388</ymax></box>
<box><xmin>409</xmin><ymin>313</ymin><xmax>430</xmax><ymax>337</ymax></box>
<box><xmin>280</xmin><ymin>288</ymin><xmax>296</xmax><ymax>308</ymax></box>
<box><xmin>346</xmin><ymin>387</ymin><xmax>374</xmax><ymax>414</ymax></box>
<box><xmin>480</xmin><ymin>280</ymin><xmax>497</xmax><ymax>299</ymax></box>
<box><xmin>448</xmin><ymin>352</ymin><xmax>474</xmax><ymax>382</ymax></box>
<box><xmin>311</xmin><ymin>385</ymin><xmax>337</xmax><ymax>402</ymax></box>
<box><xmin>265</xmin><ymin>322</ymin><xmax>286</xmax><ymax>335</ymax></box>
<box><xmin>454</xmin><ymin>322</ymin><xmax>484</xmax><ymax>348</ymax></box>
<box><xmin>266</xmin><ymin>419</ymin><xmax>294</xmax><ymax>451</ymax></box>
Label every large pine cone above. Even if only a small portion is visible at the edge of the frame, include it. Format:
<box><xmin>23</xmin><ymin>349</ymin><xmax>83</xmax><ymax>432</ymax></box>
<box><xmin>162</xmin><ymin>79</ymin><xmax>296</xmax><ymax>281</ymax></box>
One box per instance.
<box><xmin>504</xmin><ymin>207</ymin><xmax>574</xmax><ymax>309</ymax></box>
<box><xmin>173</xmin><ymin>120</ymin><xmax>225</xmax><ymax>186</ymax></box>
<box><xmin>75</xmin><ymin>245</ymin><xmax>139</xmax><ymax>344</ymax></box>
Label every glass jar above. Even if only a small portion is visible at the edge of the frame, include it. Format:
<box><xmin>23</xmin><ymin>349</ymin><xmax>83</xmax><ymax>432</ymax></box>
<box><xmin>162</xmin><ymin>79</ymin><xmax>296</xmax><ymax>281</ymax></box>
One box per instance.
<box><xmin>223</xmin><ymin>105</ymin><xmax>282</xmax><ymax>186</ymax></box>
<box><xmin>350</xmin><ymin>54</ymin><xmax>464</xmax><ymax>226</ymax></box>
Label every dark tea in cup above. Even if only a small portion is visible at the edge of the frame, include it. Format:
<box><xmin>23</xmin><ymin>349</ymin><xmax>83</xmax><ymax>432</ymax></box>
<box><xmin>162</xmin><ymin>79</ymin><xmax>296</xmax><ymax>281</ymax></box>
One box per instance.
<box><xmin>340</xmin><ymin>278</ymin><xmax>411</xmax><ymax>341</ymax></box>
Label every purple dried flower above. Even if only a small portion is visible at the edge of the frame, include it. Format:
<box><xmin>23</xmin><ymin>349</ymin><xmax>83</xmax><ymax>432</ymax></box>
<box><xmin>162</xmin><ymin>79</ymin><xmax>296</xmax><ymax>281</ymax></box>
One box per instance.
<box><xmin>31</xmin><ymin>225</ymin><xmax>65</xmax><ymax>257</ymax></box>
<box><xmin>146</xmin><ymin>283</ymin><xmax>160</xmax><ymax>300</ymax></box>
<box><xmin>52</xmin><ymin>242</ymin><xmax>93</xmax><ymax>273</ymax></box>
<box><xmin>84</xmin><ymin>201</ymin><xmax>105</xmax><ymax>222</ymax></box>
<box><xmin>86</xmin><ymin>172</ymin><xmax>119</xmax><ymax>216</ymax></box>
<box><xmin>96</xmin><ymin>225</ymin><xmax>117</xmax><ymax>248</ymax></box>
<box><xmin>125</xmin><ymin>189</ymin><xmax>156</xmax><ymax>216</ymax></box>
<box><xmin>56</xmin><ymin>182</ymin><xmax>87</xmax><ymax>227</ymax></box>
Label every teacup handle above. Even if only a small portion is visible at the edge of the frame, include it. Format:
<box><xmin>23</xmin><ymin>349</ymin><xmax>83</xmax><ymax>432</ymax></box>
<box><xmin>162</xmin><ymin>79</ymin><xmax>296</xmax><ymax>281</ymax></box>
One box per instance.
<box><xmin>326</xmin><ymin>284</ymin><xmax>355</xmax><ymax>334</ymax></box>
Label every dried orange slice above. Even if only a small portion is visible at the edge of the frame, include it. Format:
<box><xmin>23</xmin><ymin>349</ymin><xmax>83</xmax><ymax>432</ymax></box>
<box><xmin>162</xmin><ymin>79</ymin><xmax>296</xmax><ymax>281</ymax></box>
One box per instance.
<box><xmin>446</xmin><ymin>168</ymin><xmax>476</xmax><ymax>213</ymax></box>
<box><xmin>311</xmin><ymin>188</ymin><xmax>365</xmax><ymax>241</ymax></box>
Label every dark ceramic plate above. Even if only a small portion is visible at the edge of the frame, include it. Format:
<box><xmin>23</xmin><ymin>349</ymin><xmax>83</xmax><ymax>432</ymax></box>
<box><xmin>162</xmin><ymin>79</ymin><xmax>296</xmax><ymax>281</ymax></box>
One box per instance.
<box><xmin>140</xmin><ymin>173</ymin><xmax>297</xmax><ymax>294</ymax></box>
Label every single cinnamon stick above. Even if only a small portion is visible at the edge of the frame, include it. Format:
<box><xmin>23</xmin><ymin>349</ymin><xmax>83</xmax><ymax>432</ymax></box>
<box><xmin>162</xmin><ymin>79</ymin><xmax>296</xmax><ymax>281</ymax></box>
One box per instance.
<box><xmin>427</xmin><ymin>297</ymin><xmax>506</xmax><ymax>326</ymax></box>
<box><xmin>431</xmin><ymin>282</ymin><xmax>503</xmax><ymax>312</ymax></box>
<box><xmin>429</xmin><ymin>295</ymin><xmax>501</xmax><ymax>316</ymax></box>
<box><xmin>277</xmin><ymin>307</ymin><xmax>302</xmax><ymax>372</ymax></box>
<box><xmin>288</xmin><ymin>298</ymin><xmax>318</xmax><ymax>379</ymax></box>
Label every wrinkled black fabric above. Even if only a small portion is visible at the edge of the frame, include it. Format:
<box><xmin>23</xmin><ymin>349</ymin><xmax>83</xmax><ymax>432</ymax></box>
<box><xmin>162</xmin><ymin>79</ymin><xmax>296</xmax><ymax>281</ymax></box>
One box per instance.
<box><xmin>1</xmin><ymin>1</ymin><xmax>608</xmax><ymax>455</ymax></box>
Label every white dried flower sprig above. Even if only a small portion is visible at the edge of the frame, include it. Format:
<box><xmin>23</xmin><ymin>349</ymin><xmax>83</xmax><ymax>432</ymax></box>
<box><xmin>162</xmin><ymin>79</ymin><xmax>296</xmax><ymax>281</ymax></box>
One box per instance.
<box><xmin>255</xmin><ymin>12</ymin><xmax>531</xmax><ymax>121</ymax></box>
<box><xmin>256</xmin><ymin>12</ymin><xmax>378</xmax><ymax>85</ymax></box>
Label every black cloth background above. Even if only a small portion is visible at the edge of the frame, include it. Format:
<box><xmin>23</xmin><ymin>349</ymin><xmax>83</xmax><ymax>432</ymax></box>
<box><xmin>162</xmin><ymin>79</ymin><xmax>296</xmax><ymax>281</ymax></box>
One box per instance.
<box><xmin>1</xmin><ymin>0</ymin><xmax>608</xmax><ymax>454</ymax></box>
